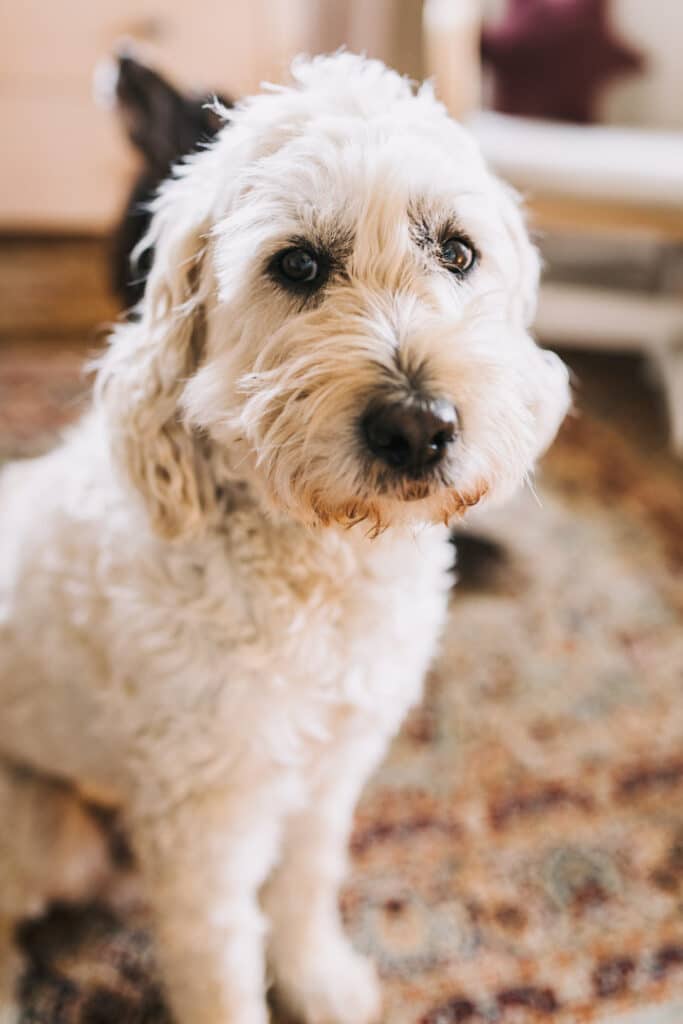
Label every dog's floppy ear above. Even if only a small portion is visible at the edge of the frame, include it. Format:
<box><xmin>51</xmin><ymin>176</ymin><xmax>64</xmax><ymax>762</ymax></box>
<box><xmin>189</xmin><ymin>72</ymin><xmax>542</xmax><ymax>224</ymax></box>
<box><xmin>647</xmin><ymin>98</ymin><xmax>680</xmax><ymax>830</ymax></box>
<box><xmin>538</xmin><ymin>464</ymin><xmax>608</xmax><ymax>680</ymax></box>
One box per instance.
<box><xmin>97</xmin><ymin>165</ymin><xmax>219</xmax><ymax>540</ymax></box>
<box><xmin>494</xmin><ymin>180</ymin><xmax>540</xmax><ymax>327</ymax></box>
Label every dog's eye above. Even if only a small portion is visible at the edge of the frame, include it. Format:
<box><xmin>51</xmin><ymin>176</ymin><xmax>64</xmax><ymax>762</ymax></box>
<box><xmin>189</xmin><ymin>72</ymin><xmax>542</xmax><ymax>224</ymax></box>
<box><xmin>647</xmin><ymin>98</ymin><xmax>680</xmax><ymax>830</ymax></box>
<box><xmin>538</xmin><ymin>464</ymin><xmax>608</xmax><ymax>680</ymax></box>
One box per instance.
<box><xmin>440</xmin><ymin>237</ymin><xmax>475</xmax><ymax>274</ymax></box>
<box><xmin>278</xmin><ymin>247</ymin><xmax>320</xmax><ymax>284</ymax></box>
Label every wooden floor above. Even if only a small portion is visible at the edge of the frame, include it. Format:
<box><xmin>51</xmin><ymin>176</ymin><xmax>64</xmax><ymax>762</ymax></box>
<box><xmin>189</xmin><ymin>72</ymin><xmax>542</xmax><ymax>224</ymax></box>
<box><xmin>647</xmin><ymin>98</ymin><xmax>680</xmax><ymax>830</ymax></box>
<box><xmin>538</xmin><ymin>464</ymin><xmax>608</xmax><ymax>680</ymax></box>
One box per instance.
<box><xmin>0</xmin><ymin>236</ymin><xmax>118</xmax><ymax>343</ymax></box>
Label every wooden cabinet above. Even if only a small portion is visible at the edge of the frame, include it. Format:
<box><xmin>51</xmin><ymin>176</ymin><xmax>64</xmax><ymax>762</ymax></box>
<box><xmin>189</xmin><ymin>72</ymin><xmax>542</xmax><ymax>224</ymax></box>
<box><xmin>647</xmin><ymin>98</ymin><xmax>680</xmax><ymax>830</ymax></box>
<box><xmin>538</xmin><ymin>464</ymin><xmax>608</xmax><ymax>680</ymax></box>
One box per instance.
<box><xmin>0</xmin><ymin>1</ymin><xmax>308</xmax><ymax>231</ymax></box>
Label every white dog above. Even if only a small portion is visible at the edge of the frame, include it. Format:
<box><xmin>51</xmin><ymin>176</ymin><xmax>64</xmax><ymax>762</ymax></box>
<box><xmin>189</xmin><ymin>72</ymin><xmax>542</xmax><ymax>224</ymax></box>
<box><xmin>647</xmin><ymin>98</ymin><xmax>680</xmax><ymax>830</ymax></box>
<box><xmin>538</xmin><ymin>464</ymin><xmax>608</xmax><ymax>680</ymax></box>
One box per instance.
<box><xmin>0</xmin><ymin>54</ymin><xmax>569</xmax><ymax>1024</ymax></box>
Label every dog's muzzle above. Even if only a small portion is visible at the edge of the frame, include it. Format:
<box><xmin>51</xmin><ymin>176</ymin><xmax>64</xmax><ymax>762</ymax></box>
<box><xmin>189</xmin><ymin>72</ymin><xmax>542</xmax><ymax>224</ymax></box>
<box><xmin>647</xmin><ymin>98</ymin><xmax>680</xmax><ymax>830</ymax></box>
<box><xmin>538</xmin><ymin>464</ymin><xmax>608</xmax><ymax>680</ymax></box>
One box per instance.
<box><xmin>362</xmin><ymin>395</ymin><xmax>458</xmax><ymax>478</ymax></box>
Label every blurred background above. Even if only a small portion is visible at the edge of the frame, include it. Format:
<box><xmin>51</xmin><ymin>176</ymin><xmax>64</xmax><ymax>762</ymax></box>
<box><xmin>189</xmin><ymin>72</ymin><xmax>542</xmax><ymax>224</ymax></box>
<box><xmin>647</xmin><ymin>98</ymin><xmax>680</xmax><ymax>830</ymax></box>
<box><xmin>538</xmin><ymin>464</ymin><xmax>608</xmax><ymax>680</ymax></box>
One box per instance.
<box><xmin>1</xmin><ymin>2</ymin><xmax>682</xmax><ymax>1023</ymax></box>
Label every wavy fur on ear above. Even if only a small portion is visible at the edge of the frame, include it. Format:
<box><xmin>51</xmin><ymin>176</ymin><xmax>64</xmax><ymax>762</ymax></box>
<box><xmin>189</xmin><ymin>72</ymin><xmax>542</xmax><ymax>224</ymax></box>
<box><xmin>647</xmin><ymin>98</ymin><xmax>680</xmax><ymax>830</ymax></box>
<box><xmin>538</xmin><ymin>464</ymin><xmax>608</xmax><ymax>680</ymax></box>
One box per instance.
<box><xmin>495</xmin><ymin>180</ymin><xmax>541</xmax><ymax>327</ymax></box>
<box><xmin>96</xmin><ymin>164</ymin><xmax>219</xmax><ymax>540</ymax></box>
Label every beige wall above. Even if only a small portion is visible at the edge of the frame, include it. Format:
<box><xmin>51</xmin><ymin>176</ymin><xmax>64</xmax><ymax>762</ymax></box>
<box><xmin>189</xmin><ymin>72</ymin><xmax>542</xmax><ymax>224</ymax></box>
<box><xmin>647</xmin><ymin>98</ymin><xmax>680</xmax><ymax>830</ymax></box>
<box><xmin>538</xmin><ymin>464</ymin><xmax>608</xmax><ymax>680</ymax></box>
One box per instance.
<box><xmin>1</xmin><ymin>1</ymin><xmax>318</xmax><ymax>232</ymax></box>
<box><xmin>603</xmin><ymin>0</ymin><xmax>683</xmax><ymax>130</ymax></box>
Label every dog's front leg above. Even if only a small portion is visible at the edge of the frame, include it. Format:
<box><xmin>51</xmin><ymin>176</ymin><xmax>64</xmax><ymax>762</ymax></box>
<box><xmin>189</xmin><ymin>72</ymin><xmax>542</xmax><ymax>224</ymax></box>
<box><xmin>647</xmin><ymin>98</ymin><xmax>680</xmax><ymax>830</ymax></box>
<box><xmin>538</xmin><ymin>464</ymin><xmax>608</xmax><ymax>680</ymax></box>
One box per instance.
<box><xmin>264</xmin><ymin>732</ymin><xmax>388</xmax><ymax>1024</ymax></box>
<box><xmin>0</xmin><ymin>915</ymin><xmax>21</xmax><ymax>1024</ymax></box>
<box><xmin>133</xmin><ymin>789</ymin><xmax>282</xmax><ymax>1024</ymax></box>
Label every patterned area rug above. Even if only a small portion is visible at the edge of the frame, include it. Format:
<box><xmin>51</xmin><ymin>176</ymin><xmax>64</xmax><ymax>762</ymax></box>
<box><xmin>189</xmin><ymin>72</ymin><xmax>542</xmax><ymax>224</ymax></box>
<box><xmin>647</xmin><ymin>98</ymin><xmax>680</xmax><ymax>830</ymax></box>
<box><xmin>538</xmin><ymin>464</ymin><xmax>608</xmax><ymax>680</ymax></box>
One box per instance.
<box><xmin>1</xmin><ymin>344</ymin><xmax>682</xmax><ymax>1024</ymax></box>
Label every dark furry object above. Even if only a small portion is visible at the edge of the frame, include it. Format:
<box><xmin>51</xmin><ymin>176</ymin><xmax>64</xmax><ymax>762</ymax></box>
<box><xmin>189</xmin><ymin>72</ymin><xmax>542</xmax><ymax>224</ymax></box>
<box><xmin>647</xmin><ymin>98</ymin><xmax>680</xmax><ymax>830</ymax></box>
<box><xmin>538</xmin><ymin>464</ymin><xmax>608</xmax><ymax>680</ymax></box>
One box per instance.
<box><xmin>112</xmin><ymin>55</ymin><xmax>231</xmax><ymax>309</ymax></box>
<box><xmin>450</xmin><ymin>530</ymin><xmax>509</xmax><ymax>591</ymax></box>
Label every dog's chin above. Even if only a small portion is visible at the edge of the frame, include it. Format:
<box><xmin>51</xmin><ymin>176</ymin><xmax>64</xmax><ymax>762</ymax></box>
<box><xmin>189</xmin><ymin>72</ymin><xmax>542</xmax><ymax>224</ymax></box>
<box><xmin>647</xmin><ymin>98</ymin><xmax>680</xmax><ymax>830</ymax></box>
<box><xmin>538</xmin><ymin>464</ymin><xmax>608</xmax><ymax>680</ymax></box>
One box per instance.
<box><xmin>279</xmin><ymin>478</ymin><xmax>490</xmax><ymax>536</ymax></box>
<box><xmin>250</xmin><ymin>449</ymin><xmax>490</xmax><ymax>534</ymax></box>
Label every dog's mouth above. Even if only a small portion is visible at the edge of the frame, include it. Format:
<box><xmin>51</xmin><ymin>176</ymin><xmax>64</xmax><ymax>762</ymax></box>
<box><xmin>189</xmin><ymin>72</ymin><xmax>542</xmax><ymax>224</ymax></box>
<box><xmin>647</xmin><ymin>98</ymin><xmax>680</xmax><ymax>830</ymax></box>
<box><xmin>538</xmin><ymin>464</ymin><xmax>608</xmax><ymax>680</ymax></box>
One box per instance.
<box><xmin>369</xmin><ymin>458</ymin><xmax>452</xmax><ymax>502</ymax></box>
<box><xmin>309</xmin><ymin>479</ymin><xmax>488</xmax><ymax>535</ymax></box>
<box><xmin>390</xmin><ymin>475</ymin><xmax>438</xmax><ymax>502</ymax></box>
<box><xmin>392</xmin><ymin>477</ymin><xmax>488</xmax><ymax>513</ymax></box>
<box><xmin>305</xmin><ymin>471</ymin><xmax>488</xmax><ymax>534</ymax></box>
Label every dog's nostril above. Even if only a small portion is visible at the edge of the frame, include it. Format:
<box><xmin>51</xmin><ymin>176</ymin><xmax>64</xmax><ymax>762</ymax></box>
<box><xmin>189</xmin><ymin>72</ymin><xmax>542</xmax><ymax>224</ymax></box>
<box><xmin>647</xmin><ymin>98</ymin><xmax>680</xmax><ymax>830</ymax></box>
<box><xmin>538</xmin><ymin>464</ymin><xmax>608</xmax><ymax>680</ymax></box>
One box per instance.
<box><xmin>372</xmin><ymin>430</ymin><xmax>411</xmax><ymax>467</ymax></box>
<box><xmin>363</xmin><ymin>397</ymin><xmax>458</xmax><ymax>475</ymax></box>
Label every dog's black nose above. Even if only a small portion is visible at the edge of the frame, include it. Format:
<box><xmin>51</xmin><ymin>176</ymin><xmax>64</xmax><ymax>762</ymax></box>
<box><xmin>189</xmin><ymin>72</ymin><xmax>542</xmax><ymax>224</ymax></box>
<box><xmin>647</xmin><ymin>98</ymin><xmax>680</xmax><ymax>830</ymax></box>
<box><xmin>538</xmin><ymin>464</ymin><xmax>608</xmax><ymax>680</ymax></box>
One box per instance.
<box><xmin>362</xmin><ymin>397</ymin><xmax>458</xmax><ymax>475</ymax></box>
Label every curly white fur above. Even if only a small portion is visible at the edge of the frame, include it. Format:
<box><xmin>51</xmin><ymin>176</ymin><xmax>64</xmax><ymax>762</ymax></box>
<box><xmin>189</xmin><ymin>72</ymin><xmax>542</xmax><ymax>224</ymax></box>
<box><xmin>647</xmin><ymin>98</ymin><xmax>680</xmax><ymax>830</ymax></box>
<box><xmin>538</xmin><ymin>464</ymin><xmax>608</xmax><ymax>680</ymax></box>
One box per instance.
<box><xmin>0</xmin><ymin>54</ymin><xmax>569</xmax><ymax>1024</ymax></box>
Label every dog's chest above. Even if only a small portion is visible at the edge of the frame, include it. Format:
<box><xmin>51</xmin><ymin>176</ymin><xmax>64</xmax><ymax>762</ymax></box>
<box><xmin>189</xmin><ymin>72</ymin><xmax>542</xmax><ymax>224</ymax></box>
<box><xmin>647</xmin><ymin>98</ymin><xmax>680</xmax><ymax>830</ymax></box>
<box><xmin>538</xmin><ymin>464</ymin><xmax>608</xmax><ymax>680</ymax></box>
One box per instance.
<box><xmin>225</xmin><ymin>513</ymin><xmax>451</xmax><ymax>678</ymax></box>
<box><xmin>123</xmin><ymin>518</ymin><xmax>453</xmax><ymax>784</ymax></box>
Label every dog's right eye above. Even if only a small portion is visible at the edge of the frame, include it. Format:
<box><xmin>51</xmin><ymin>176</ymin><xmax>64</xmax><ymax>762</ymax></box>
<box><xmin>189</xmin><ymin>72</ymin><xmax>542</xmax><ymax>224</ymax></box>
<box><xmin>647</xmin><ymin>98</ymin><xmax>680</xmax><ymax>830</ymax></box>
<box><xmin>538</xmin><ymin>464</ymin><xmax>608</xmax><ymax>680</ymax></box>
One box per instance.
<box><xmin>268</xmin><ymin>243</ymin><xmax>332</xmax><ymax>297</ymax></box>
<box><xmin>278</xmin><ymin>248</ymin><xmax>320</xmax><ymax>284</ymax></box>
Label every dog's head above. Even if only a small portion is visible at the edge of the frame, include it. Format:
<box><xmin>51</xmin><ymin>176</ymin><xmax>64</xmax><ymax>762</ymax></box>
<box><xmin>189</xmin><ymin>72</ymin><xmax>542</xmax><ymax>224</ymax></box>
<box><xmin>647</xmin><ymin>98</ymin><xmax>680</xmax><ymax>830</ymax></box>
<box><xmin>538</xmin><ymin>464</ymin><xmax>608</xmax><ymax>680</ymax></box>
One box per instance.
<box><xmin>98</xmin><ymin>53</ymin><xmax>570</xmax><ymax>538</ymax></box>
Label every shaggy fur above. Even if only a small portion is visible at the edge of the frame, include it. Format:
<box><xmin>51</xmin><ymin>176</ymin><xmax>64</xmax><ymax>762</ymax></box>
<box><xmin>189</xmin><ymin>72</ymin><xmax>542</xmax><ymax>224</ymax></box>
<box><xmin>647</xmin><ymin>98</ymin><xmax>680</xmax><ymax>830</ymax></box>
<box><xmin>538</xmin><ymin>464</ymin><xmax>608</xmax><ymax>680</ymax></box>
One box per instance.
<box><xmin>109</xmin><ymin>52</ymin><xmax>504</xmax><ymax>584</ymax></box>
<box><xmin>0</xmin><ymin>54</ymin><xmax>570</xmax><ymax>1024</ymax></box>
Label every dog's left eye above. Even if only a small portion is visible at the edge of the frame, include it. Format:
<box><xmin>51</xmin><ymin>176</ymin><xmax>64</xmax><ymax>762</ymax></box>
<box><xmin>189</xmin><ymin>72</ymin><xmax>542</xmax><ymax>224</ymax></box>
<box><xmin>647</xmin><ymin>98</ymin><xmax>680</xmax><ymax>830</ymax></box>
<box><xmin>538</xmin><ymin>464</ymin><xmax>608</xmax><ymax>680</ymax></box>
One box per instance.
<box><xmin>440</xmin><ymin>237</ymin><xmax>475</xmax><ymax>274</ymax></box>
<box><xmin>278</xmin><ymin>247</ymin><xmax>320</xmax><ymax>284</ymax></box>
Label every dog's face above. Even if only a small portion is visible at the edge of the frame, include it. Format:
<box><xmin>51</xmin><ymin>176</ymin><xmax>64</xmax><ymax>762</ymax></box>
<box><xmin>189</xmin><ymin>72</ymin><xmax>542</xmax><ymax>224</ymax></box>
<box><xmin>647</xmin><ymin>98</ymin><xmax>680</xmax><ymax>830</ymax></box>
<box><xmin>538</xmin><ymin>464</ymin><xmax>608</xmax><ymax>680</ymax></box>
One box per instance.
<box><xmin>101</xmin><ymin>55</ymin><xmax>570</xmax><ymax>537</ymax></box>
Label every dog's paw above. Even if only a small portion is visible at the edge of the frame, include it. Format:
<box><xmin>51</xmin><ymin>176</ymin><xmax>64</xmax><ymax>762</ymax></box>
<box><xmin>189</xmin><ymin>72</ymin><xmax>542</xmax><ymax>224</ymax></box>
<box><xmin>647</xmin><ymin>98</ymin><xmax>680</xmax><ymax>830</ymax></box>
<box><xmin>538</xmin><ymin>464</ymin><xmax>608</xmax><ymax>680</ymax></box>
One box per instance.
<box><xmin>275</xmin><ymin>942</ymin><xmax>382</xmax><ymax>1024</ymax></box>
<box><xmin>0</xmin><ymin>941</ymin><xmax>21</xmax><ymax>1024</ymax></box>
<box><xmin>0</xmin><ymin>1001</ymin><xmax>20</xmax><ymax>1024</ymax></box>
